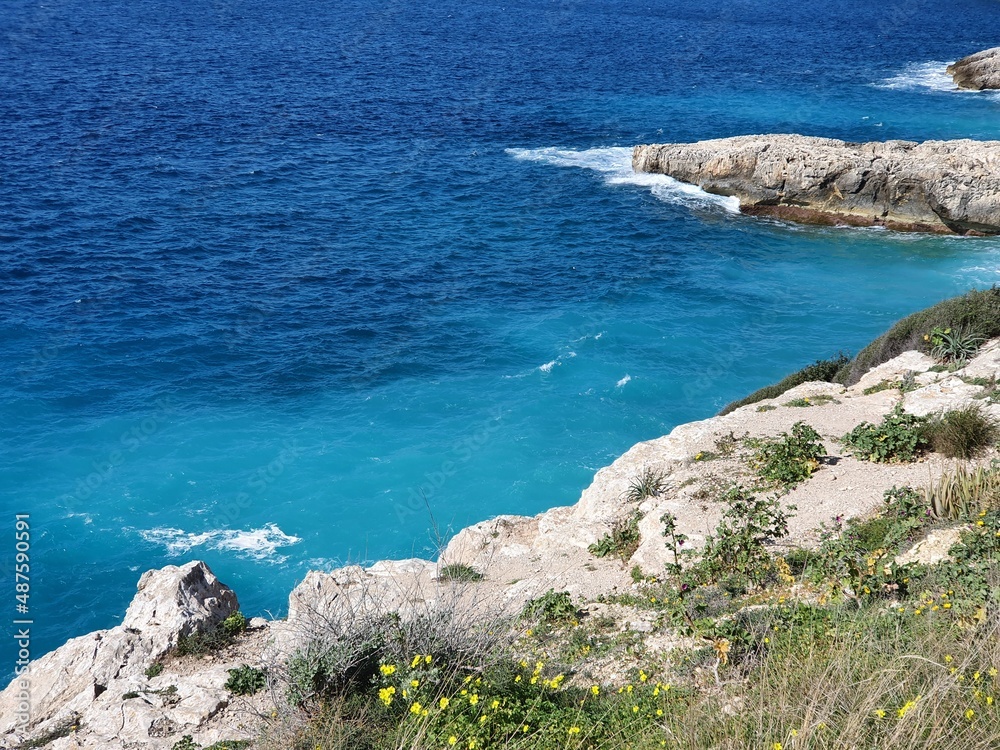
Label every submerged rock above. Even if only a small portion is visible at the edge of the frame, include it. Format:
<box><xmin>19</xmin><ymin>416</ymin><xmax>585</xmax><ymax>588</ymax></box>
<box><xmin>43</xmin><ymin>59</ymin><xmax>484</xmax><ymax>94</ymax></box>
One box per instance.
<box><xmin>632</xmin><ymin>135</ymin><xmax>1000</xmax><ymax>235</ymax></box>
<box><xmin>948</xmin><ymin>47</ymin><xmax>1000</xmax><ymax>90</ymax></box>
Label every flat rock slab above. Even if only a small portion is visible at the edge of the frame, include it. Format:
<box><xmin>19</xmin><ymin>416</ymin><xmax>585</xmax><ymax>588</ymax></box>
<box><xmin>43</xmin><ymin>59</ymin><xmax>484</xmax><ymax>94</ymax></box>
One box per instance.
<box><xmin>633</xmin><ymin>135</ymin><xmax>1000</xmax><ymax>235</ymax></box>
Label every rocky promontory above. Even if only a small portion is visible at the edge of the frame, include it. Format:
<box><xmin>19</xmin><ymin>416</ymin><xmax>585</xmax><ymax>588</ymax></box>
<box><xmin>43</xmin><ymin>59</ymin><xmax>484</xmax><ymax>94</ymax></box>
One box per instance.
<box><xmin>632</xmin><ymin>135</ymin><xmax>1000</xmax><ymax>235</ymax></box>
<box><xmin>949</xmin><ymin>46</ymin><xmax>1000</xmax><ymax>90</ymax></box>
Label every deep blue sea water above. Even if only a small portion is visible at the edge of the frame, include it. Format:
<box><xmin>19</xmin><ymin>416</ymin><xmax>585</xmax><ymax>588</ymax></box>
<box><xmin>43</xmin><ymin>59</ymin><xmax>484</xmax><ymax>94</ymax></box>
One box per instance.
<box><xmin>3</xmin><ymin>0</ymin><xmax>1000</xmax><ymax>671</ymax></box>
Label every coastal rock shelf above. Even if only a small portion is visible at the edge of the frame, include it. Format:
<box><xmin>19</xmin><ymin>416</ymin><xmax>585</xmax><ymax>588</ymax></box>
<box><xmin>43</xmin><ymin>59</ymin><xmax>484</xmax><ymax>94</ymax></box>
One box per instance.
<box><xmin>632</xmin><ymin>135</ymin><xmax>1000</xmax><ymax>235</ymax></box>
<box><xmin>949</xmin><ymin>46</ymin><xmax>1000</xmax><ymax>90</ymax></box>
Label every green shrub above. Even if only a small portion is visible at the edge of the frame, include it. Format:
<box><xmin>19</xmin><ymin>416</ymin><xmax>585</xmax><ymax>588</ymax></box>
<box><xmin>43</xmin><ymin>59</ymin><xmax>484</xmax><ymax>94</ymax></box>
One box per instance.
<box><xmin>144</xmin><ymin>662</ymin><xmax>163</xmax><ymax>679</ymax></box>
<box><xmin>845</xmin><ymin>288</ymin><xmax>1000</xmax><ymax>384</ymax></box>
<box><xmin>924</xmin><ymin>404</ymin><xmax>998</xmax><ymax>459</ymax></box>
<box><xmin>841</xmin><ymin>406</ymin><xmax>928</xmax><ymax>463</ymax></box>
<box><xmin>521</xmin><ymin>590</ymin><xmax>578</xmax><ymax>625</ymax></box>
<box><xmin>697</xmin><ymin>485</ymin><xmax>793</xmax><ymax>589</ymax></box>
<box><xmin>176</xmin><ymin>611</ymin><xmax>248</xmax><ymax>656</ymax></box>
<box><xmin>719</xmin><ymin>354</ymin><xmax>850</xmax><ymax>415</ymax></box>
<box><xmin>171</xmin><ymin>738</ymin><xmax>200</xmax><ymax>750</ymax></box>
<box><xmin>928</xmin><ymin>325</ymin><xmax>984</xmax><ymax>365</ymax></box>
<box><xmin>225</xmin><ymin>665</ymin><xmax>267</xmax><ymax>696</ymax></box>
<box><xmin>439</xmin><ymin>563</ymin><xmax>484</xmax><ymax>582</ymax></box>
<box><xmin>588</xmin><ymin>511</ymin><xmax>642</xmax><ymax>561</ymax></box>
<box><xmin>745</xmin><ymin>422</ymin><xmax>825</xmax><ymax>488</ymax></box>
<box><xmin>623</xmin><ymin>467</ymin><xmax>666</xmax><ymax>503</ymax></box>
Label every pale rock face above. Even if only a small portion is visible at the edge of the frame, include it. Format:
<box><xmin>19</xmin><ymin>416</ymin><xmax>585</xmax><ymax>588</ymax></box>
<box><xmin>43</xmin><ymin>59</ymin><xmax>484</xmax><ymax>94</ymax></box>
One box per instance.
<box><xmin>961</xmin><ymin>339</ymin><xmax>1000</xmax><ymax>381</ymax></box>
<box><xmin>896</xmin><ymin>527</ymin><xmax>964</xmax><ymax>566</ymax></box>
<box><xmin>948</xmin><ymin>47</ymin><xmax>1000</xmax><ymax>91</ymax></box>
<box><xmin>852</xmin><ymin>351</ymin><xmax>937</xmax><ymax>394</ymax></box>
<box><xmin>0</xmin><ymin>561</ymin><xmax>240</xmax><ymax>748</ymax></box>
<box><xmin>633</xmin><ymin>136</ymin><xmax>1000</xmax><ymax>235</ymax></box>
<box><xmin>903</xmin><ymin>376</ymin><xmax>984</xmax><ymax>417</ymax></box>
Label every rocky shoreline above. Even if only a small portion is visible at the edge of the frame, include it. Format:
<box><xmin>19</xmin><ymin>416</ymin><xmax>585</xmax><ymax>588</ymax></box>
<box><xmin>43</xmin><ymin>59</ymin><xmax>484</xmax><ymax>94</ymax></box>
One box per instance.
<box><xmin>8</xmin><ymin>335</ymin><xmax>1000</xmax><ymax>748</ymax></box>
<box><xmin>949</xmin><ymin>46</ymin><xmax>1000</xmax><ymax>90</ymax></box>
<box><xmin>632</xmin><ymin>135</ymin><xmax>1000</xmax><ymax>235</ymax></box>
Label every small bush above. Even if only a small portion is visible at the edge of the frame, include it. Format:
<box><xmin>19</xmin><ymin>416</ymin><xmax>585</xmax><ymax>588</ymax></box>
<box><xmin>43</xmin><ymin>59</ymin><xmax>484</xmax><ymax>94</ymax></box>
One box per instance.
<box><xmin>925</xmin><ymin>464</ymin><xmax>1000</xmax><ymax>519</ymax></box>
<box><xmin>176</xmin><ymin>611</ymin><xmax>248</xmax><ymax>656</ymax></box>
<box><xmin>719</xmin><ymin>354</ymin><xmax>850</xmax><ymax>415</ymax></box>
<box><xmin>623</xmin><ymin>467</ymin><xmax>666</xmax><ymax>503</ymax></box>
<box><xmin>924</xmin><ymin>404</ymin><xmax>998</xmax><ymax>459</ymax></box>
<box><xmin>225</xmin><ymin>665</ymin><xmax>267</xmax><ymax>696</ymax></box>
<box><xmin>438</xmin><ymin>563</ymin><xmax>484</xmax><ymax>582</ymax></box>
<box><xmin>588</xmin><ymin>511</ymin><xmax>642</xmax><ymax>561</ymax></box>
<box><xmin>171</xmin><ymin>738</ymin><xmax>200</xmax><ymax>750</ymax></box>
<box><xmin>521</xmin><ymin>590</ymin><xmax>578</xmax><ymax>625</ymax></box>
<box><xmin>697</xmin><ymin>484</ymin><xmax>793</xmax><ymax>589</ymax></box>
<box><xmin>928</xmin><ymin>325</ymin><xmax>984</xmax><ymax>365</ymax></box>
<box><xmin>745</xmin><ymin>422</ymin><xmax>825</xmax><ymax>488</ymax></box>
<box><xmin>144</xmin><ymin>663</ymin><xmax>163</xmax><ymax>679</ymax></box>
<box><xmin>841</xmin><ymin>406</ymin><xmax>928</xmax><ymax>463</ymax></box>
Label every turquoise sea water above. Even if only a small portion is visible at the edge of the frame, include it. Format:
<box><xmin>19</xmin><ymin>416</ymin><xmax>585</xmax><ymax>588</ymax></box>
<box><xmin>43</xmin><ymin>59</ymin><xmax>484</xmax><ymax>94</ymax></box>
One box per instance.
<box><xmin>3</xmin><ymin>0</ymin><xmax>1000</xmax><ymax>670</ymax></box>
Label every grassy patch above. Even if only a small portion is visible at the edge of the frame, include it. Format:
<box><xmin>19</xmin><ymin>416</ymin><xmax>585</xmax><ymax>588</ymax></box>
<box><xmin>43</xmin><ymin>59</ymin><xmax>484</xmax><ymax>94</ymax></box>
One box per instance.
<box><xmin>226</xmin><ymin>665</ymin><xmax>268</xmax><ymax>696</ymax></box>
<box><xmin>719</xmin><ymin>354</ymin><xmax>850</xmax><ymax>415</ymax></box>
<box><xmin>439</xmin><ymin>563</ymin><xmax>485</xmax><ymax>583</ymax></box>
<box><xmin>924</xmin><ymin>404</ymin><xmax>998</xmax><ymax>459</ymax></box>
<box><xmin>176</xmin><ymin>611</ymin><xmax>247</xmax><ymax>656</ymax></box>
<box><xmin>623</xmin><ymin>467</ymin><xmax>666</xmax><ymax>503</ymax></box>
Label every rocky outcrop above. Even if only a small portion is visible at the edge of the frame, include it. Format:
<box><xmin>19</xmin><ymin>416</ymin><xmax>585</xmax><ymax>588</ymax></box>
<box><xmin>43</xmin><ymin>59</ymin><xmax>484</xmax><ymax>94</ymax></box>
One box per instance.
<box><xmin>949</xmin><ymin>47</ymin><xmax>1000</xmax><ymax>90</ymax></box>
<box><xmin>632</xmin><ymin>135</ymin><xmax>1000</xmax><ymax>235</ymax></box>
<box><xmin>0</xmin><ymin>562</ymin><xmax>245</xmax><ymax>749</ymax></box>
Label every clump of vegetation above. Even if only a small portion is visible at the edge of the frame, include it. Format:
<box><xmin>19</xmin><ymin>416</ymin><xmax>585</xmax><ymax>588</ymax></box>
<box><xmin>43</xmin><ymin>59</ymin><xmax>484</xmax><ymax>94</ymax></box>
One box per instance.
<box><xmin>144</xmin><ymin>662</ymin><xmax>163</xmax><ymax>679</ymax></box>
<box><xmin>623</xmin><ymin>467</ymin><xmax>666</xmax><ymax>503</ymax></box>
<box><xmin>225</xmin><ymin>665</ymin><xmax>268</xmax><ymax>696</ymax></box>
<box><xmin>719</xmin><ymin>354</ymin><xmax>850</xmax><ymax>415</ymax></box>
<box><xmin>927</xmin><ymin>325</ymin><xmax>984</xmax><ymax>365</ymax></box>
<box><xmin>439</xmin><ymin>563</ymin><xmax>484</xmax><ymax>582</ymax></box>
<box><xmin>176</xmin><ymin>611</ymin><xmax>248</xmax><ymax>656</ymax></box>
<box><xmin>925</xmin><ymin>464</ymin><xmax>1000</xmax><ymax>519</ymax></box>
<box><xmin>696</xmin><ymin>485</ymin><xmax>793</xmax><ymax>590</ymax></box>
<box><xmin>588</xmin><ymin>511</ymin><xmax>642</xmax><ymax>561</ymax></box>
<box><xmin>745</xmin><ymin>422</ymin><xmax>825</xmax><ymax>488</ymax></box>
<box><xmin>841</xmin><ymin>405</ymin><xmax>928</xmax><ymax>463</ymax></box>
<box><xmin>522</xmin><ymin>590</ymin><xmax>579</xmax><ymax>626</ymax></box>
<box><xmin>924</xmin><ymin>404</ymin><xmax>998</xmax><ymax>459</ymax></box>
<box><xmin>783</xmin><ymin>394</ymin><xmax>836</xmax><ymax>407</ymax></box>
<box><xmin>170</xmin><ymin>739</ymin><xmax>250</xmax><ymax>750</ymax></box>
<box><xmin>846</xmin><ymin>287</ymin><xmax>1000</xmax><ymax>383</ymax></box>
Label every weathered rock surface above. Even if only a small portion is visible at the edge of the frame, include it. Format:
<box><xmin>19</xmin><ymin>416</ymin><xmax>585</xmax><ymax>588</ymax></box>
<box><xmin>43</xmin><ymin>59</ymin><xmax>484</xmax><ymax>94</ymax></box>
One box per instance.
<box><xmin>0</xmin><ymin>562</ymin><xmax>246</xmax><ymax>749</ymax></box>
<box><xmin>16</xmin><ymin>339</ymin><xmax>1000</xmax><ymax>748</ymax></box>
<box><xmin>949</xmin><ymin>47</ymin><xmax>1000</xmax><ymax>90</ymax></box>
<box><xmin>633</xmin><ymin>135</ymin><xmax>1000</xmax><ymax>235</ymax></box>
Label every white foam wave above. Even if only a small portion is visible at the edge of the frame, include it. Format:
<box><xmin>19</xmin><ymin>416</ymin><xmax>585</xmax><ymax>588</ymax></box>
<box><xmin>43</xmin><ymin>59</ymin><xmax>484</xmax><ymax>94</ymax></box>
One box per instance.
<box><xmin>874</xmin><ymin>61</ymin><xmax>959</xmax><ymax>92</ymax></box>
<box><xmin>140</xmin><ymin>522</ymin><xmax>301</xmax><ymax>561</ymax></box>
<box><xmin>539</xmin><ymin>359</ymin><xmax>558</xmax><ymax>373</ymax></box>
<box><xmin>616</xmin><ymin>374</ymin><xmax>631</xmax><ymax>388</ymax></box>
<box><xmin>507</xmin><ymin>147</ymin><xmax>741</xmax><ymax>214</ymax></box>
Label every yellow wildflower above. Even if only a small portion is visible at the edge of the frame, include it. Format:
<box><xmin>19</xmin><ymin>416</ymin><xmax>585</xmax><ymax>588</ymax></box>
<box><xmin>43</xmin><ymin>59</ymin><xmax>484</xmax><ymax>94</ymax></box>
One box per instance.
<box><xmin>568</xmin><ymin>727</ymin><xmax>581</xmax><ymax>735</ymax></box>
<box><xmin>591</xmin><ymin>686</ymin><xmax>600</xmax><ymax>696</ymax></box>
<box><xmin>632</xmin><ymin>705</ymin><xmax>639</xmax><ymax>714</ymax></box>
<box><xmin>439</xmin><ymin>697</ymin><xmax>450</xmax><ymax>710</ymax></box>
<box><xmin>379</xmin><ymin>664</ymin><xmax>397</xmax><ymax>676</ymax></box>
<box><xmin>966</xmin><ymin>709</ymin><xmax>975</xmax><ymax>721</ymax></box>
<box><xmin>469</xmin><ymin>694</ymin><xmax>479</xmax><ymax>706</ymax></box>
<box><xmin>409</xmin><ymin>702</ymin><xmax>423</xmax><ymax>715</ymax></box>
<box><xmin>425</xmin><ymin>654</ymin><xmax>432</xmax><ymax>664</ymax></box>
<box><xmin>411</xmin><ymin>679</ymin><xmax>420</xmax><ymax>688</ymax></box>
<box><xmin>411</xmin><ymin>655</ymin><xmax>422</xmax><ymax>668</ymax></box>
<box><xmin>378</xmin><ymin>686</ymin><xmax>396</xmax><ymax>706</ymax></box>
<box><xmin>448</xmin><ymin>737</ymin><xmax>458</xmax><ymax>746</ymax></box>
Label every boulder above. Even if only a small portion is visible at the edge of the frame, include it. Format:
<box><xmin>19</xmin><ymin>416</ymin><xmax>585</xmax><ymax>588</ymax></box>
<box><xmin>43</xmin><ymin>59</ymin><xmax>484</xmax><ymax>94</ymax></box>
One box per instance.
<box><xmin>948</xmin><ymin>47</ymin><xmax>1000</xmax><ymax>91</ymax></box>
<box><xmin>633</xmin><ymin>136</ymin><xmax>1000</xmax><ymax>235</ymax></box>
<box><xmin>0</xmin><ymin>561</ymin><xmax>239</xmax><ymax>747</ymax></box>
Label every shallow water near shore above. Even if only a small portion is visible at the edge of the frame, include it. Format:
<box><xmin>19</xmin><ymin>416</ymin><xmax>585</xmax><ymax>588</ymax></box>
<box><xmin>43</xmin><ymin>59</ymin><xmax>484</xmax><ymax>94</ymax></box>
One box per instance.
<box><xmin>3</xmin><ymin>0</ymin><xmax>1000</xmax><ymax>669</ymax></box>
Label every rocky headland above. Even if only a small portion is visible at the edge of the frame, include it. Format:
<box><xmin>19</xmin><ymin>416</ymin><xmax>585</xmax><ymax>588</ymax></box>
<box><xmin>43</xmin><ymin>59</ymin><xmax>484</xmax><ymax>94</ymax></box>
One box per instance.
<box><xmin>9</xmin><ymin>299</ymin><xmax>1000</xmax><ymax>747</ymax></box>
<box><xmin>632</xmin><ymin>135</ymin><xmax>1000</xmax><ymax>235</ymax></box>
<box><xmin>949</xmin><ymin>47</ymin><xmax>1000</xmax><ymax>90</ymax></box>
